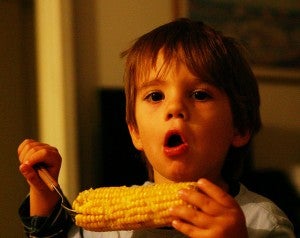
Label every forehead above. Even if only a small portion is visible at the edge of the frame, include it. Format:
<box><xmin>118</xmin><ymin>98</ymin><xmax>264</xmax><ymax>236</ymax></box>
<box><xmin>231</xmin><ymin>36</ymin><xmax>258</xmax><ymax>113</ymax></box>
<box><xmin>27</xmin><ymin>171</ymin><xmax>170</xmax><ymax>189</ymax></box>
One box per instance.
<box><xmin>135</xmin><ymin>49</ymin><xmax>186</xmax><ymax>86</ymax></box>
<box><xmin>134</xmin><ymin>48</ymin><xmax>219</xmax><ymax>91</ymax></box>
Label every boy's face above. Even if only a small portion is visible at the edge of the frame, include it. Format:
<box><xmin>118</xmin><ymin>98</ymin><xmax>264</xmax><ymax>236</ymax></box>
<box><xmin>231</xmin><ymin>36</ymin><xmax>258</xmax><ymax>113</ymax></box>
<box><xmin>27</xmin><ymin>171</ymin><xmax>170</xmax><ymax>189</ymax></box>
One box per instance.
<box><xmin>128</xmin><ymin>52</ymin><xmax>250</xmax><ymax>186</ymax></box>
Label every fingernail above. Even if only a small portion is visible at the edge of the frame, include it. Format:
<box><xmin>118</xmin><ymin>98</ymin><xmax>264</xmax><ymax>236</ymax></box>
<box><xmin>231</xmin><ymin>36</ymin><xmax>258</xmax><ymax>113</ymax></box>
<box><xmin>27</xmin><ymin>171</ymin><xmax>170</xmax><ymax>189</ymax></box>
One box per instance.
<box><xmin>172</xmin><ymin>219</ymin><xmax>179</xmax><ymax>228</ymax></box>
<box><xmin>19</xmin><ymin>163</ymin><xmax>28</xmax><ymax>173</ymax></box>
<box><xmin>178</xmin><ymin>189</ymin><xmax>188</xmax><ymax>197</ymax></box>
<box><xmin>197</xmin><ymin>178</ymin><xmax>205</xmax><ymax>185</ymax></box>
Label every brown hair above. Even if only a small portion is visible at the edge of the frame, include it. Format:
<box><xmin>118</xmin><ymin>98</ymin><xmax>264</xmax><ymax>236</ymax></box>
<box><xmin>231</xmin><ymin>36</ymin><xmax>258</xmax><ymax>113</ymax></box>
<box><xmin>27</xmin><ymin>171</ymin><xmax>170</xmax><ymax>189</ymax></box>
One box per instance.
<box><xmin>122</xmin><ymin>18</ymin><xmax>261</xmax><ymax>182</ymax></box>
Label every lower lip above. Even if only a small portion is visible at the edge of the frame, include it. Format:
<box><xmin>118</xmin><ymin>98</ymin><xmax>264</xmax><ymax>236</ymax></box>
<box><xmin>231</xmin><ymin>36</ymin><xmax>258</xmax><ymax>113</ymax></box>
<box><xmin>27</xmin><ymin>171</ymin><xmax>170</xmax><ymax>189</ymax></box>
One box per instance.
<box><xmin>164</xmin><ymin>143</ymin><xmax>189</xmax><ymax>157</ymax></box>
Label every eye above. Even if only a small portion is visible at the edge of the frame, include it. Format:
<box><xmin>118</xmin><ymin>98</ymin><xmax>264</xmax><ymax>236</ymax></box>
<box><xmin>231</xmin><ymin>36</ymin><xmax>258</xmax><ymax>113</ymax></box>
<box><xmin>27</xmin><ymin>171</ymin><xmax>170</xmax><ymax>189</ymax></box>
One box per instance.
<box><xmin>191</xmin><ymin>90</ymin><xmax>212</xmax><ymax>101</ymax></box>
<box><xmin>145</xmin><ymin>91</ymin><xmax>164</xmax><ymax>102</ymax></box>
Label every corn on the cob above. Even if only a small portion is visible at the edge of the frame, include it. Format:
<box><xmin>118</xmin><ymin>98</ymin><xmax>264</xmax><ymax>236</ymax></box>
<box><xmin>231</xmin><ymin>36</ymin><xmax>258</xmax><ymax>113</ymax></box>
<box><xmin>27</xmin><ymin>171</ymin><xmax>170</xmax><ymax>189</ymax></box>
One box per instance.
<box><xmin>72</xmin><ymin>182</ymin><xmax>197</xmax><ymax>231</ymax></box>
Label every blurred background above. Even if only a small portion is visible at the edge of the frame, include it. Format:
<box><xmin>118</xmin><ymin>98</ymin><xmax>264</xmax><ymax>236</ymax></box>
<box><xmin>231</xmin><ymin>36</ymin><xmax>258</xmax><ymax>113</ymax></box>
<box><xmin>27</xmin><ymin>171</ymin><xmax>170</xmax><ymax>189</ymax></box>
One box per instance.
<box><xmin>0</xmin><ymin>0</ymin><xmax>299</xmax><ymax>237</ymax></box>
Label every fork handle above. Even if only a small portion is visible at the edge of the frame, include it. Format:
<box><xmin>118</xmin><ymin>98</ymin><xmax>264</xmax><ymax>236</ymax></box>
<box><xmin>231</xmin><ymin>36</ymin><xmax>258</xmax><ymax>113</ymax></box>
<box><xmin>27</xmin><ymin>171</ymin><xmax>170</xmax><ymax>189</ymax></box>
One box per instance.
<box><xmin>35</xmin><ymin>166</ymin><xmax>60</xmax><ymax>192</ymax></box>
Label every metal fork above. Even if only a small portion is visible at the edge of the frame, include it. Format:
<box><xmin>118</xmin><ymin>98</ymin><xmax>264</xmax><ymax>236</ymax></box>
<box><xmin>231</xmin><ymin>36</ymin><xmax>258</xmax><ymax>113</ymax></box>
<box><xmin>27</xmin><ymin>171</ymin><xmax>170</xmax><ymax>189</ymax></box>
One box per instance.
<box><xmin>35</xmin><ymin>165</ymin><xmax>78</xmax><ymax>220</ymax></box>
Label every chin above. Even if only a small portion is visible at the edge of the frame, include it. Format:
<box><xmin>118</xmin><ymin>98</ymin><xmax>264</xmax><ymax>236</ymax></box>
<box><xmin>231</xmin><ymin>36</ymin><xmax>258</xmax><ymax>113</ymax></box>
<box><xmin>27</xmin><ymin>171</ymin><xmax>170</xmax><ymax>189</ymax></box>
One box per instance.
<box><xmin>168</xmin><ymin>172</ymin><xmax>198</xmax><ymax>182</ymax></box>
<box><xmin>167</xmin><ymin>165</ymin><xmax>200</xmax><ymax>182</ymax></box>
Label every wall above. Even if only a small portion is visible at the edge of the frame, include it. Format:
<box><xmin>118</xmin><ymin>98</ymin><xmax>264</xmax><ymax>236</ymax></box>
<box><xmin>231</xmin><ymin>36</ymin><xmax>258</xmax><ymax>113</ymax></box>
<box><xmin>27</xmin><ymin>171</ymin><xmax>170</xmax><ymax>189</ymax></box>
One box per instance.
<box><xmin>254</xmin><ymin>78</ymin><xmax>300</xmax><ymax>192</ymax></box>
<box><xmin>0</xmin><ymin>1</ymin><xmax>37</xmax><ymax>236</ymax></box>
<box><xmin>95</xmin><ymin>0</ymin><xmax>175</xmax><ymax>87</ymax></box>
<box><xmin>35</xmin><ymin>0</ymin><xmax>79</xmax><ymax>201</ymax></box>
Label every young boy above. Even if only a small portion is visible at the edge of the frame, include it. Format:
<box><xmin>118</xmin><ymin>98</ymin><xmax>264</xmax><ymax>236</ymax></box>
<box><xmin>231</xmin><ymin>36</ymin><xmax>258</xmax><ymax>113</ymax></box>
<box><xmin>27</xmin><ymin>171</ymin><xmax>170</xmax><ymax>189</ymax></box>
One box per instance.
<box><xmin>18</xmin><ymin>18</ymin><xmax>295</xmax><ymax>237</ymax></box>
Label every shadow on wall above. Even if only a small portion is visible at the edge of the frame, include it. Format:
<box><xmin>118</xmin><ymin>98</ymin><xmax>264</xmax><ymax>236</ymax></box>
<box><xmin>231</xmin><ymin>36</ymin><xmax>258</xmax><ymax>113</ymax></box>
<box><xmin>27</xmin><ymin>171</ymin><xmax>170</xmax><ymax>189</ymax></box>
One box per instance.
<box><xmin>97</xmin><ymin>89</ymin><xmax>148</xmax><ymax>187</ymax></box>
<box><xmin>254</xmin><ymin>126</ymin><xmax>300</xmax><ymax>173</ymax></box>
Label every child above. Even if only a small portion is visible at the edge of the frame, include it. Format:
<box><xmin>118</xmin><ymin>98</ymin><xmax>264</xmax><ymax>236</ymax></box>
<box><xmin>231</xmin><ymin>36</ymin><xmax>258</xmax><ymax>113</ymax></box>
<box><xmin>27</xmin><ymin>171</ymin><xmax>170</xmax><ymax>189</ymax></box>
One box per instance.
<box><xmin>18</xmin><ymin>18</ymin><xmax>295</xmax><ymax>237</ymax></box>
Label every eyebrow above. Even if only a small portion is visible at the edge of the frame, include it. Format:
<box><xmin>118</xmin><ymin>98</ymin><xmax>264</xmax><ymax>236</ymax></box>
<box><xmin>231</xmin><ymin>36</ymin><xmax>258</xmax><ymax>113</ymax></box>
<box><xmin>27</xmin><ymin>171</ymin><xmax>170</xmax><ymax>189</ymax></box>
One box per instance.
<box><xmin>138</xmin><ymin>74</ymin><xmax>219</xmax><ymax>89</ymax></box>
<box><xmin>137</xmin><ymin>78</ymin><xmax>167</xmax><ymax>90</ymax></box>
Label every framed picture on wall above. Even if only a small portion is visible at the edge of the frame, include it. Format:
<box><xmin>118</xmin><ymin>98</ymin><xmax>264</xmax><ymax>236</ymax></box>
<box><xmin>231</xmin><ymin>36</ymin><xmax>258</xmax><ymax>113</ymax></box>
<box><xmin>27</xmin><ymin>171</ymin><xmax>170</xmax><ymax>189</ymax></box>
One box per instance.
<box><xmin>187</xmin><ymin>0</ymin><xmax>300</xmax><ymax>83</ymax></box>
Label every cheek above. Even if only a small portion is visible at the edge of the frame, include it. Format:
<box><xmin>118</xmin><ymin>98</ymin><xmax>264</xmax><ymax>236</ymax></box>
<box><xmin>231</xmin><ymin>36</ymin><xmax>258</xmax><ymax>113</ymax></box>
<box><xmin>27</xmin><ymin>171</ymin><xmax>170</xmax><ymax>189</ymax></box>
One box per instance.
<box><xmin>137</xmin><ymin>122</ymin><xmax>158</xmax><ymax>144</ymax></box>
<box><xmin>200</xmin><ymin>106</ymin><xmax>235</xmax><ymax>145</ymax></box>
<box><xmin>135</xmin><ymin>102</ymin><xmax>158</xmax><ymax>131</ymax></box>
<box><xmin>135</xmin><ymin>114</ymin><xmax>155</xmax><ymax>145</ymax></box>
<box><xmin>215</xmin><ymin>121</ymin><xmax>236</xmax><ymax>149</ymax></box>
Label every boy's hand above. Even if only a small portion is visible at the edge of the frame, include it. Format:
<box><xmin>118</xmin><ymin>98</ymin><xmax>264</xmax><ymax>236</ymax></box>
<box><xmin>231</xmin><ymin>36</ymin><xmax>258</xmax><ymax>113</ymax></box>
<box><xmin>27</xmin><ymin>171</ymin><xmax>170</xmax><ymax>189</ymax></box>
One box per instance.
<box><xmin>18</xmin><ymin>139</ymin><xmax>62</xmax><ymax>216</ymax></box>
<box><xmin>170</xmin><ymin>178</ymin><xmax>248</xmax><ymax>238</ymax></box>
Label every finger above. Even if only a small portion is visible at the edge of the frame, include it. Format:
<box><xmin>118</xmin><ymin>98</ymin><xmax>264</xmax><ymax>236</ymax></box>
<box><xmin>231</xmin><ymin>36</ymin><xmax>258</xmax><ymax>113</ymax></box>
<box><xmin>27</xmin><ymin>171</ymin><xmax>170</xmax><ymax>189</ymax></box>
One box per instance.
<box><xmin>18</xmin><ymin>139</ymin><xmax>35</xmax><ymax>163</ymax></box>
<box><xmin>23</xmin><ymin>148</ymin><xmax>51</xmax><ymax>166</ymax></box>
<box><xmin>172</xmin><ymin>219</ymin><xmax>209</xmax><ymax>238</ymax></box>
<box><xmin>178</xmin><ymin>187</ymin><xmax>223</xmax><ymax>216</ymax></box>
<box><xmin>18</xmin><ymin>139</ymin><xmax>33</xmax><ymax>155</ymax></box>
<box><xmin>18</xmin><ymin>139</ymin><xmax>49</xmax><ymax>155</ymax></box>
<box><xmin>19</xmin><ymin>163</ymin><xmax>48</xmax><ymax>191</ymax></box>
<box><xmin>169</xmin><ymin>205</ymin><xmax>212</xmax><ymax>229</ymax></box>
<box><xmin>197</xmin><ymin>178</ymin><xmax>236</xmax><ymax>208</ymax></box>
<box><xmin>19</xmin><ymin>163</ymin><xmax>37</xmax><ymax>183</ymax></box>
<box><xmin>19</xmin><ymin>141</ymin><xmax>59</xmax><ymax>166</ymax></box>
<box><xmin>18</xmin><ymin>139</ymin><xmax>51</xmax><ymax>163</ymax></box>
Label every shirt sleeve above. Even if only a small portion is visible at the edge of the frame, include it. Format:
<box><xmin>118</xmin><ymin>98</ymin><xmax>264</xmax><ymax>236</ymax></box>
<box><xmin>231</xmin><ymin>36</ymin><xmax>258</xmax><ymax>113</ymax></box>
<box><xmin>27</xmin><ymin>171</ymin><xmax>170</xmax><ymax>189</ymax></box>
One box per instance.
<box><xmin>19</xmin><ymin>195</ymin><xmax>74</xmax><ymax>237</ymax></box>
<box><xmin>269</xmin><ymin>221</ymin><xmax>296</xmax><ymax>238</ymax></box>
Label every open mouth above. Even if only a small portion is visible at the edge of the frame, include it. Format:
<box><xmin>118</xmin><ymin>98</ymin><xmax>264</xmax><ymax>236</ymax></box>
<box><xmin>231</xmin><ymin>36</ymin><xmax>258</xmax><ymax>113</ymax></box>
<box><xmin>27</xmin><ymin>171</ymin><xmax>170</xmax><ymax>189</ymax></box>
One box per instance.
<box><xmin>165</xmin><ymin>131</ymin><xmax>184</xmax><ymax>148</ymax></box>
<box><xmin>166</xmin><ymin>134</ymin><xmax>184</xmax><ymax>147</ymax></box>
<box><xmin>164</xmin><ymin>131</ymin><xmax>189</xmax><ymax>156</ymax></box>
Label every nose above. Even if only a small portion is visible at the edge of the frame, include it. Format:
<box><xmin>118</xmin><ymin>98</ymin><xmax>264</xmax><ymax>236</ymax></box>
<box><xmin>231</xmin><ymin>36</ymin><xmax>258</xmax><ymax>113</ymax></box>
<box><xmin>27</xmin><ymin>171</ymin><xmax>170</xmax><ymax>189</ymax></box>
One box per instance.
<box><xmin>165</xmin><ymin>98</ymin><xmax>188</xmax><ymax>120</ymax></box>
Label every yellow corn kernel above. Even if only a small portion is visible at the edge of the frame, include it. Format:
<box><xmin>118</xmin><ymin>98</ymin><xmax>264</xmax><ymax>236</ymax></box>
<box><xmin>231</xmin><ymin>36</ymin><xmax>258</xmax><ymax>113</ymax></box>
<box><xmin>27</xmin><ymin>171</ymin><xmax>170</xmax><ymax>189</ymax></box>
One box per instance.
<box><xmin>72</xmin><ymin>182</ymin><xmax>197</xmax><ymax>231</ymax></box>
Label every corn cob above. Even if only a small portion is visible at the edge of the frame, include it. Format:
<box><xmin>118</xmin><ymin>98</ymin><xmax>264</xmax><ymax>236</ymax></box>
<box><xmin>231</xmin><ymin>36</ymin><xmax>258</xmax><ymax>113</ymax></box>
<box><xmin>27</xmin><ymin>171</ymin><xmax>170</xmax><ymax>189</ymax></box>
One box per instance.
<box><xmin>72</xmin><ymin>182</ymin><xmax>197</xmax><ymax>231</ymax></box>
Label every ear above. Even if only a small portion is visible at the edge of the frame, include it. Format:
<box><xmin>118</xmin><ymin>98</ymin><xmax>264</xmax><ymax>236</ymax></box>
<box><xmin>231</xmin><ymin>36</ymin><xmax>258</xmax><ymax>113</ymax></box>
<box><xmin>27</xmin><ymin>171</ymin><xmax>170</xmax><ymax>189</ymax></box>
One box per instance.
<box><xmin>232</xmin><ymin>129</ymin><xmax>251</xmax><ymax>148</ymax></box>
<box><xmin>128</xmin><ymin>124</ymin><xmax>143</xmax><ymax>151</ymax></box>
